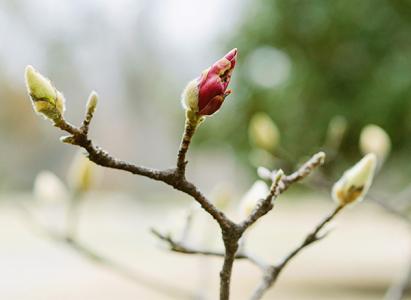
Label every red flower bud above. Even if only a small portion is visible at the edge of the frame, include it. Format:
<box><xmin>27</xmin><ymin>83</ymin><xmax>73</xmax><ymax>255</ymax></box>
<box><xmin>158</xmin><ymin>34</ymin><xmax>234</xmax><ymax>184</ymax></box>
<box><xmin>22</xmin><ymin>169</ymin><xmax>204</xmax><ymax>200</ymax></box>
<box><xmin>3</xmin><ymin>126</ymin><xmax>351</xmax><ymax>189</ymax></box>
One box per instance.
<box><xmin>182</xmin><ymin>49</ymin><xmax>238</xmax><ymax>117</ymax></box>
<box><xmin>197</xmin><ymin>48</ymin><xmax>237</xmax><ymax>115</ymax></box>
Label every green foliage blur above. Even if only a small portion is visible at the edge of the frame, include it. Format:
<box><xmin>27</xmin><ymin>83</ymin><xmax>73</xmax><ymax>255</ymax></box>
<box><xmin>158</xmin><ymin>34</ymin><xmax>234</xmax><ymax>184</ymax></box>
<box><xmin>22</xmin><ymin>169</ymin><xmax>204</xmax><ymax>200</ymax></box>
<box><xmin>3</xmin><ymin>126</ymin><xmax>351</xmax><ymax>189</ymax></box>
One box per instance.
<box><xmin>199</xmin><ymin>0</ymin><xmax>411</xmax><ymax>178</ymax></box>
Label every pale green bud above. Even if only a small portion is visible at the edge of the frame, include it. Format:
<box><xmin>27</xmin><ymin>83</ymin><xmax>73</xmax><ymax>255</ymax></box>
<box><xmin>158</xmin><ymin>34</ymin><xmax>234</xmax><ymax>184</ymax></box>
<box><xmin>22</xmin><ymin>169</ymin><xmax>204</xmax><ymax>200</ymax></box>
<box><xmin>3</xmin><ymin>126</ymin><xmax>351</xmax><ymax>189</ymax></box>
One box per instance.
<box><xmin>332</xmin><ymin>153</ymin><xmax>377</xmax><ymax>205</ymax></box>
<box><xmin>359</xmin><ymin>124</ymin><xmax>391</xmax><ymax>163</ymax></box>
<box><xmin>25</xmin><ymin>65</ymin><xmax>65</xmax><ymax>121</ymax></box>
<box><xmin>249</xmin><ymin>113</ymin><xmax>280</xmax><ymax>152</ymax></box>
<box><xmin>86</xmin><ymin>91</ymin><xmax>98</xmax><ymax>113</ymax></box>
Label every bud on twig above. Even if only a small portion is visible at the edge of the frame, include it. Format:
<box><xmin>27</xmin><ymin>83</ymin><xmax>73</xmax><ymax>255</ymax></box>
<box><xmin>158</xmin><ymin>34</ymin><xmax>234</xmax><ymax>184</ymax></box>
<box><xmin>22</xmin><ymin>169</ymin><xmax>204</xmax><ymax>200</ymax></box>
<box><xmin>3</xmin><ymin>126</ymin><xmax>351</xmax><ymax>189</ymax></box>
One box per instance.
<box><xmin>359</xmin><ymin>124</ymin><xmax>391</xmax><ymax>163</ymax></box>
<box><xmin>86</xmin><ymin>91</ymin><xmax>98</xmax><ymax>113</ymax></box>
<box><xmin>332</xmin><ymin>153</ymin><xmax>377</xmax><ymax>205</ymax></box>
<box><xmin>249</xmin><ymin>113</ymin><xmax>280</xmax><ymax>153</ymax></box>
<box><xmin>181</xmin><ymin>49</ymin><xmax>237</xmax><ymax>118</ymax></box>
<box><xmin>25</xmin><ymin>65</ymin><xmax>66</xmax><ymax>121</ymax></box>
<box><xmin>82</xmin><ymin>91</ymin><xmax>99</xmax><ymax>133</ymax></box>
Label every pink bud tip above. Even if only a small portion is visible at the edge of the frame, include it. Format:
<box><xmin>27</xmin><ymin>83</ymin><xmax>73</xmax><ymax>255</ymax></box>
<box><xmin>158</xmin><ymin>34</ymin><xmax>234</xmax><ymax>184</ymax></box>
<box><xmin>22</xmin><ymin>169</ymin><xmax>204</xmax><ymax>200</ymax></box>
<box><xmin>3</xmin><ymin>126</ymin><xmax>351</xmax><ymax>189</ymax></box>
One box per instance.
<box><xmin>197</xmin><ymin>49</ymin><xmax>238</xmax><ymax>116</ymax></box>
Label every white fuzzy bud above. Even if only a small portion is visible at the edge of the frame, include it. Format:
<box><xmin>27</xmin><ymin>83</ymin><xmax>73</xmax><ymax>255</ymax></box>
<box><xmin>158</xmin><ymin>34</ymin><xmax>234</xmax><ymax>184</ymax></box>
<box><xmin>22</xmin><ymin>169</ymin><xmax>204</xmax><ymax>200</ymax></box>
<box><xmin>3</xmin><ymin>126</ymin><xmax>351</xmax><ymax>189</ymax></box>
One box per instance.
<box><xmin>25</xmin><ymin>65</ymin><xmax>65</xmax><ymax>121</ymax></box>
<box><xmin>86</xmin><ymin>91</ymin><xmax>98</xmax><ymax>113</ymax></box>
<box><xmin>332</xmin><ymin>153</ymin><xmax>377</xmax><ymax>205</ymax></box>
<box><xmin>181</xmin><ymin>79</ymin><xmax>199</xmax><ymax>112</ymax></box>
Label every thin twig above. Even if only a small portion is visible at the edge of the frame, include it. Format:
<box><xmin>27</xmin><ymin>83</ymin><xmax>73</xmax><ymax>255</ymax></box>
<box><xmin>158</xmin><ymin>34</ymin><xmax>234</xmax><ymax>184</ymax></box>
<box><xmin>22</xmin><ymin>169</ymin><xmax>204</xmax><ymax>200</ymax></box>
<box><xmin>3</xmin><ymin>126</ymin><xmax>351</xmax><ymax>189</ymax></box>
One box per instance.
<box><xmin>152</xmin><ymin>228</ymin><xmax>226</xmax><ymax>257</ymax></box>
<box><xmin>180</xmin><ymin>205</ymin><xmax>196</xmax><ymax>244</ymax></box>
<box><xmin>239</xmin><ymin>152</ymin><xmax>326</xmax><ymax>231</ymax></box>
<box><xmin>152</xmin><ymin>203</ymin><xmax>345</xmax><ymax>300</ymax></box>
<box><xmin>54</xmin><ymin>117</ymin><xmax>233</xmax><ymax>231</ymax></box>
<box><xmin>250</xmin><ymin>204</ymin><xmax>344</xmax><ymax>300</ymax></box>
<box><xmin>176</xmin><ymin>116</ymin><xmax>198</xmax><ymax>176</ymax></box>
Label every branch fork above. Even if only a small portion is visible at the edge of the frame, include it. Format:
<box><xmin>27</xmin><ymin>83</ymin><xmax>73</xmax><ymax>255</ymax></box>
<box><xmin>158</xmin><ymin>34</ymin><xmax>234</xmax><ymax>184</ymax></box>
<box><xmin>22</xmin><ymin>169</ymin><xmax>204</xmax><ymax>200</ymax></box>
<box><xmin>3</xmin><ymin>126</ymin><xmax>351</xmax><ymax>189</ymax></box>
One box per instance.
<box><xmin>50</xmin><ymin>100</ymin><xmax>335</xmax><ymax>299</ymax></box>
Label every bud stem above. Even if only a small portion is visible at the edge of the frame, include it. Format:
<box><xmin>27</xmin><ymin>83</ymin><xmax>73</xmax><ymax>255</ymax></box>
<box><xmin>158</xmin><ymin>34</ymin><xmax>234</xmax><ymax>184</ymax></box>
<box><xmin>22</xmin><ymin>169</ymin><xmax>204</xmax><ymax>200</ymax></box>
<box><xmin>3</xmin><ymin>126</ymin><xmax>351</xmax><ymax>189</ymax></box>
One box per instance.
<box><xmin>81</xmin><ymin>92</ymin><xmax>98</xmax><ymax>135</ymax></box>
<box><xmin>176</xmin><ymin>111</ymin><xmax>200</xmax><ymax>176</ymax></box>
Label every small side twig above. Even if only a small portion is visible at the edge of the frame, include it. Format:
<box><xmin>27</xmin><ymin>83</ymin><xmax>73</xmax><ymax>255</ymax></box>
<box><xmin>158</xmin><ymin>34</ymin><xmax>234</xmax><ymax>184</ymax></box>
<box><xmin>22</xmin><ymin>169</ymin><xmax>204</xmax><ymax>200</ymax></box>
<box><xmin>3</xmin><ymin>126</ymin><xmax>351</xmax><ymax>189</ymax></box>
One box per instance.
<box><xmin>152</xmin><ymin>202</ymin><xmax>345</xmax><ymax>300</ymax></box>
<box><xmin>250</xmin><ymin>204</ymin><xmax>344</xmax><ymax>300</ymax></box>
<box><xmin>152</xmin><ymin>228</ymin><xmax>227</xmax><ymax>258</ymax></box>
<box><xmin>239</xmin><ymin>152</ymin><xmax>326</xmax><ymax>231</ymax></box>
<box><xmin>152</xmin><ymin>152</ymin><xmax>327</xmax><ymax>300</ymax></box>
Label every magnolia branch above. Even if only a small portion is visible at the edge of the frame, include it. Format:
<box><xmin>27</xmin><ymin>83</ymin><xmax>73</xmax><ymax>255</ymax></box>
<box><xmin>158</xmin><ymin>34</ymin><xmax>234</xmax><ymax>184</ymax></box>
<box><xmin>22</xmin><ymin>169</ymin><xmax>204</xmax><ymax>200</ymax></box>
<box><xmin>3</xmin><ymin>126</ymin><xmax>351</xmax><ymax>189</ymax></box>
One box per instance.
<box><xmin>152</xmin><ymin>203</ymin><xmax>345</xmax><ymax>300</ymax></box>
<box><xmin>54</xmin><ymin>116</ymin><xmax>233</xmax><ymax>231</ymax></box>
<box><xmin>25</xmin><ymin>54</ymin><xmax>371</xmax><ymax>300</ymax></box>
<box><xmin>239</xmin><ymin>152</ymin><xmax>325</xmax><ymax>231</ymax></box>
<box><xmin>50</xmin><ymin>109</ymin><xmax>326</xmax><ymax>300</ymax></box>
<box><xmin>53</xmin><ymin>102</ymin><xmax>239</xmax><ymax>299</ymax></box>
<box><xmin>151</xmin><ymin>153</ymin><xmax>331</xmax><ymax>300</ymax></box>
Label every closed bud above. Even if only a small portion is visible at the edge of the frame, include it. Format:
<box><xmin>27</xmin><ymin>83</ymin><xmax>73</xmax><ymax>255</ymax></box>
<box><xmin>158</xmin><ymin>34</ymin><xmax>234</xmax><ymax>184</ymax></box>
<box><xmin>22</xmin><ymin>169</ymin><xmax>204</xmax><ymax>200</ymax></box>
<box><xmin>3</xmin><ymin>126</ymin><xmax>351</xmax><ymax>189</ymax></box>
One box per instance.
<box><xmin>25</xmin><ymin>65</ymin><xmax>65</xmax><ymax>121</ymax></box>
<box><xmin>249</xmin><ymin>112</ymin><xmax>280</xmax><ymax>152</ymax></box>
<box><xmin>181</xmin><ymin>49</ymin><xmax>237</xmax><ymax>117</ymax></box>
<box><xmin>239</xmin><ymin>180</ymin><xmax>269</xmax><ymax>219</ymax></box>
<box><xmin>359</xmin><ymin>124</ymin><xmax>391</xmax><ymax>163</ymax></box>
<box><xmin>86</xmin><ymin>91</ymin><xmax>98</xmax><ymax>114</ymax></box>
<box><xmin>332</xmin><ymin>153</ymin><xmax>377</xmax><ymax>205</ymax></box>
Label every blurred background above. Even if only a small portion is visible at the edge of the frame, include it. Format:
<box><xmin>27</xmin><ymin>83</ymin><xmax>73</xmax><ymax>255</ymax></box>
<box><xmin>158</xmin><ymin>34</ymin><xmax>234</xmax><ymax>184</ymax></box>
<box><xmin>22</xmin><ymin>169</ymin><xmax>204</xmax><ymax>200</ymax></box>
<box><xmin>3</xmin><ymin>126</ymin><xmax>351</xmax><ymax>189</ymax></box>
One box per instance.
<box><xmin>1</xmin><ymin>0</ymin><xmax>411</xmax><ymax>299</ymax></box>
